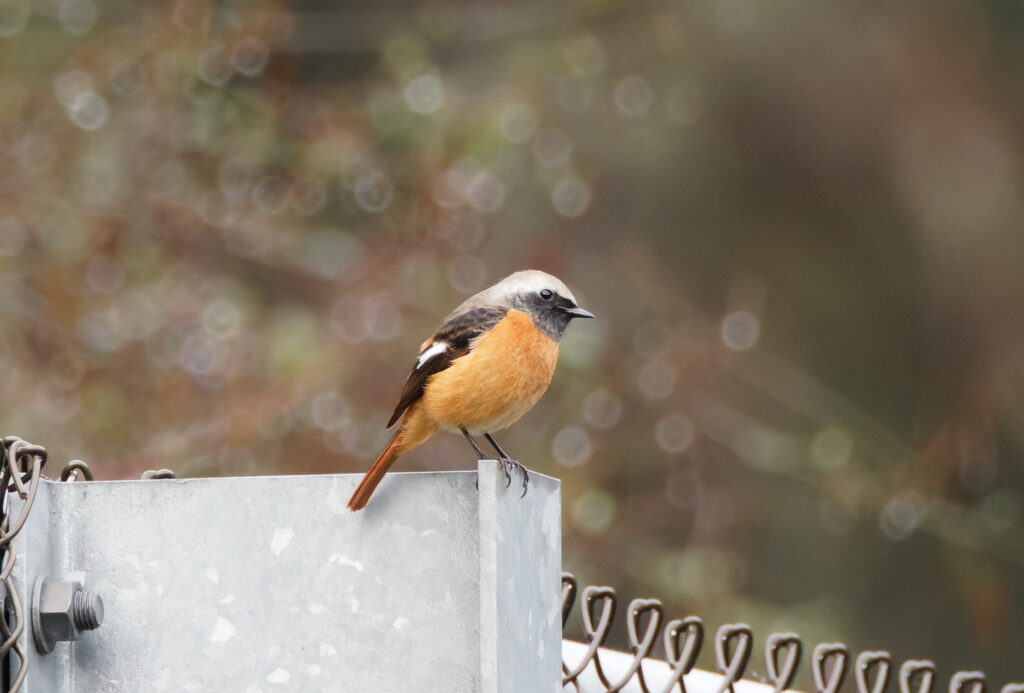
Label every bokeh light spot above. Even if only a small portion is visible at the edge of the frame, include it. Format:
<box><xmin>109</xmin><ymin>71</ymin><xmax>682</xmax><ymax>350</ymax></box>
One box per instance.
<box><xmin>58</xmin><ymin>0</ymin><xmax>96</xmax><ymax>34</ymax></box>
<box><xmin>465</xmin><ymin>172</ymin><xmax>505</xmax><ymax>214</ymax></box>
<box><xmin>447</xmin><ymin>254</ymin><xmax>488</xmax><ymax>294</ymax></box>
<box><xmin>499</xmin><ymin>103</ymin><xmax>538</xmax><ymax>143</ymax></box>
<box><xmin>552</xmin><ymin>176</ymin><xmax>591</xmax><ymax>217</ymax></box>
<box><xmin>54</xmin><ymin>69</ymin><xmax>92</xmax><ymax>107</ymax></box>
<box><xmin>202</xmin><ymin>299</ymin><xmax>244</xmax><ymax>340</ymax></box>
<box><xmin>197</xmin><ymin>47</ymin><xmax>233</xmax><ymax>86</ymax></box>
<box><xmin>571</xmin><ymin>487</ymin><xmax>616</xmax><ymax>535</ymax></box>
<box><xmin>879</xmin><ymin>491</ymin><xmax>926</xmax><ymax>540</ymax></box>
<box><xmin>310</xmin><ymin>392</ymin><xmax>351</xmax><ymax>431</ymax></box>
<box><xmin>563</xmin><ymin>34</ymin><xmax>606</xmax><ymax>77</ymax></box>
<box><xmin>614</xmin><ymin>76</ymin><xmax>654</xmax><ymax>117</ymax></box>
<box><xmin>720</xmin><ymin>310</ymin><xmax>760</xmax><ymax>351</ymax></box>
<box><xmin>552</xmin><ymin>427</ymin><xmax>592</xmax><ymax>467</ymax></box>
<box><xmin>0</xmin><ymin>0</ymin><xmax>31</xmax><ymax>37</ymax></box>
<box><xmin>403</xmin><ymin>74</ymin><xmax>444</xmax><ymax>114</ymax></box>
<box><xmin>231</xmin><ymin>36</ymin><xmax>270</xmax><ymax>77</ymax></box>
<box><xmin>68</xmin><ymin>91</ymin><xmax>109</xmax><ymax>130</ymax></box>
<box><xmin>655</xmin><ymin>412</ymin><xmax>696</xmax><ymax>453</ymax></box>
<box><xmin>636</xmin><ymin>360</ymin><xmax>676</xmax><ymax>399</ymax></box>
<box><xmin>810</xmin><ymin>426</ymin><xmax>853</xmax><ymax>469</ymax></box>
<box><xmin>217</xmin><ymin>158</ymin><xmax>257</xmax><ymax>202</ymax></box>
<box><xmin>582</xmin><ymin>389</ymin><xmax>622</xmax><ymax>430</ymax></box>
<box><xmin>353</xmin><ymin>171</ymin><xmax>394</xmax><ymax>212</ymax></box>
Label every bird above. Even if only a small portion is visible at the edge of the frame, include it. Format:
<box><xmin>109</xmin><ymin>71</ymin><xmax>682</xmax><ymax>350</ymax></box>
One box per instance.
<box><xmin>347</xmin><ymin>269</ymin><xmax>594</xmax><ymax>511</ymax></box>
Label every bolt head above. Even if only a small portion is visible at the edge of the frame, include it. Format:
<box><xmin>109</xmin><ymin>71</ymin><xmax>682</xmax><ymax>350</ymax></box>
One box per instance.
<box><xmin>38</xmin><ymin>579</ymin><xmax>82</xmax><ymax>643</ymax></box>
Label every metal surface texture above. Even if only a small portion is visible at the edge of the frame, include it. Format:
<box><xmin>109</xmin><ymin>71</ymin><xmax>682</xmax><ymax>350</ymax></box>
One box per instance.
<box><xmin>8</xmin><ymin>460</ymin><xmax>561</xmax><ymax>692</ymax></box>
<box><xmin>560</xmin><ymin>573</ymin><xmax>1024</xmax><ymax>693</ymax></box>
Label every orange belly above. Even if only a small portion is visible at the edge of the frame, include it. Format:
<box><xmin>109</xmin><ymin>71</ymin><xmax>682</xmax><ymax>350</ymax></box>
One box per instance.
<box><xmin>420</xmin><ymin>309</ymin><xmax>559</xmax><ymax>434</ymax></box>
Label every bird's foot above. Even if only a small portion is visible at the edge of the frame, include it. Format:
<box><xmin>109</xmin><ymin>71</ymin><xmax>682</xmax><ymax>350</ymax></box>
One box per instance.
<box><xmin>500</xmin><ymin>458</ymin><xmax>529</xmax><ymax>498</ymax></box>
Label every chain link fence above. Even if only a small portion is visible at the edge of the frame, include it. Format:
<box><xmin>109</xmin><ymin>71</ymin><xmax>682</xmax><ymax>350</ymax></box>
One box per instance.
<box><xmin>1</xmin><ymin>434</ymin><xmax>1020</xmax><ymax>693</ymax></box>
<box><xmin>561</xmin><ymin>572</ymin><xmax>1023</xmax><ymax>693</ymax></box>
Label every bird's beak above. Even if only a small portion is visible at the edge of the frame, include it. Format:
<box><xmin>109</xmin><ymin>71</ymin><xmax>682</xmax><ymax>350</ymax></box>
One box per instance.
<box><xmin>564</xmin><ymin>305</ymin><xmax>595</xmax><ymax>319</ymax></box>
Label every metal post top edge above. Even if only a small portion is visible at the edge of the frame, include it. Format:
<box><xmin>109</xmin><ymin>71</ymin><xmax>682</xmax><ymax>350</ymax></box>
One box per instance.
<box><xmin>25</xmin><ymin>464</ymin><xmax>562</xmax><ymax>487</ymax></box>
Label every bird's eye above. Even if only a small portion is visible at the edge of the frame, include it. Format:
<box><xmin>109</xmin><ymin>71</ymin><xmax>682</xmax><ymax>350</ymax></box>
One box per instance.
<box><xmin>540</xmin><ymin>289</ymin><xmax>554</xmax><ymax>300</ymax></box>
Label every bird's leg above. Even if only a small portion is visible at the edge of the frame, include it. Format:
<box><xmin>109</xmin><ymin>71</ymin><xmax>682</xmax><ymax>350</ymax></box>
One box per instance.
<box><xmin>462</xmin><ymin>427</ymin><xmax>496</xmax><ymax>491</ymax></box>
<box><xmin>461</xmin><ymin>427</ymin><xmax>491</xmax><ymax>459</ymax></box>
<box><xmin>484</xmin><ymin>433</ymin><xmax>529</xmax><ymax>498</ymax></box>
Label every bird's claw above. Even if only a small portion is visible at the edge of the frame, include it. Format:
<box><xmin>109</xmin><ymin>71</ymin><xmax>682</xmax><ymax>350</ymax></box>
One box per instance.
<box><xmin>500</xmin><ymin>458</ymin><xmax>529</xmax><ymax>498</ymax></box>
<box><xmin>474</xmin><ymin>456</ymin><xmax>529</xmax><ymax>498</ymax></box>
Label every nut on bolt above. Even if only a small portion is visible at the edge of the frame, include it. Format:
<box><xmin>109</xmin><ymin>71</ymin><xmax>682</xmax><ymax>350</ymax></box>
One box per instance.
<box><xmin>32</xmin><ymin>577</ymin><xmax>104</xmax><ymax>654</ymax></box>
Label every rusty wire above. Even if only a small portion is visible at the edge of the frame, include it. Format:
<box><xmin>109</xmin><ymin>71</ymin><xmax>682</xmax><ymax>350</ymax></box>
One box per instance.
<box><xmin>140</xmin><ymin>469</ymin><xmax>177</xmax><ymax>480</ymax></box>
<box><xmin>0</xmin><ymin>438</ymin><xmax>100</xmax><ymax>692</ymax></box>
<box><xmin>0</xmin><ymin>437</ymin><xmax>47</xmax><ymax>692</ymax></box>
<box><xmin>59</xmin><ymin>460</ymin><xmax>94</xmax><ymax>482</ymax></box>
<box><xmin>561</xmin><ymin>573</ymin><xmax>1023</xmax><ymax>693</ymax></box>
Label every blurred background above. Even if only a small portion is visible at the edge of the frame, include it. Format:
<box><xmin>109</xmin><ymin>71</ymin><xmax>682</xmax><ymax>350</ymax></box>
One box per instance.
<box><xmin>2</xmin><ymin>0</ymin><xmax>1023</xmax><ymax>684</ymax></box>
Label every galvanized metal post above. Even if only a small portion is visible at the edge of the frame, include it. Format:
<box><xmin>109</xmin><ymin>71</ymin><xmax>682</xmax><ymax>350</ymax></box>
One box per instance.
<box><xmin>9</xmin><ymin>461</ymin><xmax>561</xmax><ymax>691</ymax></box>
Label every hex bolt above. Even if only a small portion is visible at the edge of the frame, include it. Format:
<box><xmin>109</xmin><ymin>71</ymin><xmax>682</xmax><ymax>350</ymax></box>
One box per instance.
<box><xmin>32</xmin><ymin>577</ymin><xmax>104</xmax><ymax>654</ymax></box>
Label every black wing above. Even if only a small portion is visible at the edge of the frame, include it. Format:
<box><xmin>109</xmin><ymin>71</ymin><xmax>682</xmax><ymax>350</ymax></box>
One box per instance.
<box><xmin>386</xmin><ymin>305</ymin><xmax>508</xmax><ymax>428</ymax></box>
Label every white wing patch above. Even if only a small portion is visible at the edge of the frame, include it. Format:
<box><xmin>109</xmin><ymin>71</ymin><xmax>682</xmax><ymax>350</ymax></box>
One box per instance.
<box><xmin>415</xmin><ymin>341</ymin><xmax>448</xmax><ymax>369</ymax></box>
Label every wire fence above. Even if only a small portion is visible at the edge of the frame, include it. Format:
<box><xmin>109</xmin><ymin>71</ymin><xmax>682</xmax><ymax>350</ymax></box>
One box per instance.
<box><xmin>1</xmin><ymin>435</ymin><xmax>1020</xmax><ymax>693</ymax></box>
<box><xmin>560</xmin><ymin>572</ymin><xmax>1022</xmax><ymax>693</ymax></box>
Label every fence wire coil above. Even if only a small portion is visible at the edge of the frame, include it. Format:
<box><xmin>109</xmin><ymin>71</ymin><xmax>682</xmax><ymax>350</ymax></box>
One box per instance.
<box><xmin>1</xmin><ymin>434</ymin><xmax>1020</xmax><ymax>693</ymax></box>
<box><xmin>561</xmin><ymin>573</ymin><xmax>1023</xmax><ymax>693</ymax></box>
<box><xmin>1</xmin><ymin>437</ymin><xmax>49</xmax><ymax>693</ymax></box>
<box><xmin>0</xmin><ymin>437</ymin><xmax>105</xmax><ymax>692</ymax></box>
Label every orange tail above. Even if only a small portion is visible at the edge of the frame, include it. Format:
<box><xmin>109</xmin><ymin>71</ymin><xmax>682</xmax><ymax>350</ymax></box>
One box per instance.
<box><xmin>348</xmin><ymin>428</ymin><xmax>404</xmax><ymax>511</ymax></box>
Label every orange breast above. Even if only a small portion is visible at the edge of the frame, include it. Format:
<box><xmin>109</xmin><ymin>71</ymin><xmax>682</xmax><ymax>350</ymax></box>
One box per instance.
<box><xmin>421</xmin><ymin>309</ymin><xmax>559</xmax><ymax>433</ymax></box>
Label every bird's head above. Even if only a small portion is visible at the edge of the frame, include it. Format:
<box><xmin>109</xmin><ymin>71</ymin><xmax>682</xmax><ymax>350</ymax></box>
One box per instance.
<box><xmin>489</xmin><ymin>269</ymin><xmax>594</xmax><ymax>341</ymax></box>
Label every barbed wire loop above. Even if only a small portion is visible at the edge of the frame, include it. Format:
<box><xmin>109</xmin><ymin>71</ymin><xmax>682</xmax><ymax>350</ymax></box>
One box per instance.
<box><xmin>766</xmin><ymin>632</ymin><xmax>802</xmax><ymax>693</ymax></box>
<box><xmin>623</xmin><ymin>598</ymin><xmax>663</xmax><ymax>693</ymax></box>
<box><xmin>715</xmin><ymin>624</ymin><xmax>753</xmax><ymax>693</ymax></box>
<box><xmin>951</xmin><ymin>672</ymin><xmax>986</xmax><ymax>693</ymax></box>
<box><xmin>900</xmin><ymin>660</ymin><xmax>936</xmax><ymax>693</ymax></box>
<box><xmin>60</xmin><ymin>460</ymin><xmax>94</xmax><ymax>482</ymax></box>
<box><xmin>661</xmin><ymin>616</ymin><xmax>704</xmax><ymax>693</ymax></box>
<box><xmin>813</xmin><ymin>643</ymin><xmax>850</xmax><ymax>693</ymax></box>
<box><xmin>140</xmin><ymin>469</ymin><xmax>177</xmax><ymax>480</ymax></box>
<box><xmin>855</xmin><ymin>651</ymin><xmax>892</xmax><ymax>693</ymax></box>
<box><xmin>563</xmin><ymin>584</ymin><xmax>617</xmax><ymax>686</ymax></box>
<box><xmin>562</xmin><ymin>573</ymin><xmax>578</xmax><ymax>628</ymax></box>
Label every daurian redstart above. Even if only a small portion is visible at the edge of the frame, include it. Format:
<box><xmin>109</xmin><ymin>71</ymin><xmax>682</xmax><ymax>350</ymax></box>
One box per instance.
<box><xmin>347</xmin><ymin>270</ymin><xmax>593</xmax><ymax>511</ymax></box>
